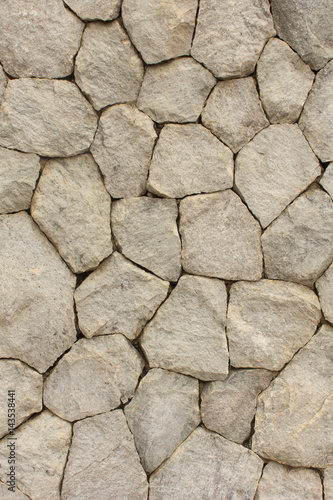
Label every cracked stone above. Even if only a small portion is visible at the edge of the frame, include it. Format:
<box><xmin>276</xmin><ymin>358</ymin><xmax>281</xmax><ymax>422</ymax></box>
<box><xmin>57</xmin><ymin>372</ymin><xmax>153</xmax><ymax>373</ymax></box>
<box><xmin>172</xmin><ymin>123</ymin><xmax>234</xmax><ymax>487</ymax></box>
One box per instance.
<box><xmin>320</xmin><ymin>163</ymin><xmax>333</xmax><ymax>200</ymax></box>
<box><xmin>64</xmin><ymin>0</ymin><xmax>121</xmax><ymax>21</ymax></box>
<box><xmin>0</xmin><ymin>482</ymin><xmax>30</xmax><ymax>499</ymax></box>
<box><xmin>316</xmin><ymin>262</ymin><xmax>333</xmax><ymax>324</ymax></box>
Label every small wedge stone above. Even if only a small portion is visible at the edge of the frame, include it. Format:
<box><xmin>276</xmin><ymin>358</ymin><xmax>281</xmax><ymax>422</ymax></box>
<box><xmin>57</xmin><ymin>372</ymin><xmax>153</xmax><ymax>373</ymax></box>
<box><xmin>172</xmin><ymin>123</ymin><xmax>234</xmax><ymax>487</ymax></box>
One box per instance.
<box><xmin>64</xmin><ymin>0</ymin><xmax>121</xmax><ymax>21</ymax></box>
<box><xmin>320</xmin><ymin>163</ymin><xmax>333</xmax><ymax>199</ymax></box>
<box><xmin>0</xmin><ymin>66</ymin><xmax>7</xmax><ymax>102</ymax></box>
<box><xmin>316</xmin><ymin>263</ymin><xmax>333</xmax><ymax>324</ymax></box>
<box><xmin>324</xmin><ymin>468</ymin><xmax>333</xmax><ymax>500</ymax></box>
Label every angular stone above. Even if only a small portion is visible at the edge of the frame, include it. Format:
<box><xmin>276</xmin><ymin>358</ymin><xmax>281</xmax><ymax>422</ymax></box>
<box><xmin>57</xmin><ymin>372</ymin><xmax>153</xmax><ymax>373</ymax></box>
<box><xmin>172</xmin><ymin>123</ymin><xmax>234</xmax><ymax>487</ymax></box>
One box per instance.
<box><xmin>262</xmin><ymin>188</ymin><xmax>333</xmax><ymax>286</ymax></box>
<box><xmin>257</xmin><ymin>38</ymin><xmax>314</xmax><ymax>123</ymax></box>
<box><xmin>0</xmin><ymin>147</ymin><xmax>41</xmax><ymax>214</ymax></box>
<box><xmin>0</xmin><ymin>360</ymin><xmax>43</xmax><ymax>439</ymax></box>
<box><xmin>271</xmin><ymin>0</ymin><xmax>333</xmax><ymax>70</ymax></box>
<box><xmin>137</xmin><ymin>57</ymin><xmax>216</xmax><ymax>123</ymax></box>
<box><xmin>227</xmin><ymin>280</ymin><xmax>321</xmax><ymax>370</ymax></box>
<box><xmin>112</xmin><ymin>197</ymin><xmax>181</xmax><ymax>281</ymax></box>
<box><xmin>0</xmin><ymin>66</ymin><xmax>7</xmax><ymax>102</ymax></box>
<box><xmin>201</xmin><ymin>369</ymin><xmax>274</xmax><ymax>444</ymax></box>
<box><xmin>148</xmin><ymin>124</ymin><xmax>233</xmax><ymax>198</ymax></box>
<box><xmin>0</xmin><ymin>410</ymin><xmax>72</xmax><ymax>500</ymax></box>
<box><xmin>149</xmin><ymin>427</ymin><xmax>263</xmax><ymax>499</ymax></box>
<box><xmin>61</xmin><ymin>411</ymin><xmax>148</xmax><ymax>500</ymax></box>
<box><xmin>235</xmin><ymin>124</ymin><xmax>321</xmax><ymax>228</ymax></box>
<box><xmin>0</xmin><ymin>482</ymin><xmax>29</xmax><ymax>499</ymax></box>
<box><xmin>75</xmin><ymin>21</ymin><xmax>144</xmax><ymax>111</ymax></box>
<box><xmin>299</xmin><ymin>60</ymin><xmax>333</xmax><ymax>162</ymax></box>
<box><xmin>91</xmin><ymin>104</ymin><xmax>156</xmax><ymax>198</ymax></box>
<box><xmin>324</xmin><ymin>467</ymin><xmax>333</xmax><ymax>500</ymax></box>
<box><xmin>252</xmin><ymin>325</ymin><xmax>333</xmax><ymax>468</ymax></box>
<box><xmin>191</xmin><ymin>0</ymin><xmax>275</xmax><ymax>79</ymax></box>
<box><xmin>31</xmin><ymin>154</ymin><xmax>112</xmax><ymax>273</ymax></box>
<box><xmin>320</xmin><ymin>163</ymin><xmax>333</xmax><ymax>199</ymax></box>
<box><xmin>75</xmin><ymin>252</ymin><xmax>169</xmax><ymax>339</ymax></box>
<box><xmin>180</xmin><ymin>190</ymin><xmax>263</xmax><ymax>280</ymax></box>
<box><xmin>316</xmin><ymin>263</ymin><xmax>333</xmax><ymax>324</ymax></box>
<box><xmin>0</xmin><ymin>79</ymin><xmax>97</xmax><ymax>157</ymax></box>
<box><xmin>141</xmin><ymin>275</ymin><xmax>228</xmax><ymax>381</ymax></box>
<box><xmin>0</xmin><ymin>0</ymin><xmax>83</xmax><ymax>78</ymax></box>
<box><xmin>44</xmin><ymin>335</ymin><xmax>144</xmax><ymax>421</ymax></box>
<box><xmin>0</xmin><ymin>212</ymin><xmax>76</xmax><ymax>373</ymax></box>
<box><xmin>125</xmin><ymin>368</ymin><xmax>200</xmax><ymax>473</ymax></box>
<box><xmin>64</xmin><ymin>0</ymin><xmax>121</xmax><ymax>21</ymax></box>
<box><xmin>122</xmin><ymin>0</ymin><xmax>197</xmax><ymax>64</ymax></box>
<box><xmin>202</xmin><ymin>78</ymin><xmax>269</xmax><ymax>153</ymax></box>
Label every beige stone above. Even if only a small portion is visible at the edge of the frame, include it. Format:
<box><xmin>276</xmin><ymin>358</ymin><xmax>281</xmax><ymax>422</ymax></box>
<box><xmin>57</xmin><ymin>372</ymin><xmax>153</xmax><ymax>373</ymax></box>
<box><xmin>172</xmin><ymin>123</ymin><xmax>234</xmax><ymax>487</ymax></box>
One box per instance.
<box><xmin>64</xmin><ymin>0</ymin><xmax>121</xmax><ymax>21</ymax></box>
<box><xmin>320</xmin><ymin>162</ymin><xmax>333</xmax><ymax>199</ymax></box>
<box><xmin>316</xmin><ymin>262</ymin><xmax>333</xmax><ymax>324</ymax></box>
<box><xmin>0</xmin><ymin>482</ymin><xmax>29</xmax><ymax>499</ymax></box>
<box><xmin>0</xmin><ymin>66</ymin><xmax>7</xmax><ymax>102</ymax></box>
<box><xmin>324</xmin><ymin>467</ymin><xmax>333</xmax><ymax>500</ymax></box>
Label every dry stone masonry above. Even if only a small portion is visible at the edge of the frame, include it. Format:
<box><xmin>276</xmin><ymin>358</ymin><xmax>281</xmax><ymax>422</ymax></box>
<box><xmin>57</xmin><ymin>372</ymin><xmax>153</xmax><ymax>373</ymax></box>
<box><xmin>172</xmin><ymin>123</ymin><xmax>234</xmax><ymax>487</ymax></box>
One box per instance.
<box><xmin>0</xmin><ymin>0</ymin><xmax>332</xmax><ymax>498</ymax></box>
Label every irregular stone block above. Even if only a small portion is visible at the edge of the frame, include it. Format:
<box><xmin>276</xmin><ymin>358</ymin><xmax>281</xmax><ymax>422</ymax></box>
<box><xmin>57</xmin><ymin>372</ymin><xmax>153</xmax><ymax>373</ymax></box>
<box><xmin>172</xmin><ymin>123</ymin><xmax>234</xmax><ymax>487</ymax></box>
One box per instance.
<box><xmin>64</xmin><ymin>0</ymin><xmax>121</xmax><ymax>21</ymax></box>
<box><xmin>0</xmin><ymin>65</ymin><xmax>7</xmax><ymax>102</ymax></box>
<box><xmin>324</xmin><ymin>467</ymin><xmax>333</xmax><ymax>500</ymax></box>
<box><xmin>316</xmin><ymin>263</ymin><xmax>333</xmax><ymax>324</ymax></box>
<box><xmin>320</xmin><ymin>163</ymin><xmax>333</xmax><ymax>200</ymax></box>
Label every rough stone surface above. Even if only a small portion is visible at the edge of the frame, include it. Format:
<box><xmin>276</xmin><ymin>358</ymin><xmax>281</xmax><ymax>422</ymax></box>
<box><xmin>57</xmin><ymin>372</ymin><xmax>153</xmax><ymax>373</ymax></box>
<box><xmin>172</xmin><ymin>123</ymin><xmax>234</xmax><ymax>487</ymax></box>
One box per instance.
<box><xmin>122</xmin><ymin>0</ymin><xmax>197</xmax><ymax>64</ymax></box>
<box><xmin>75</xmin><ymin>21</ymin><xmax>144</xmax><ymax>110</ymax></box>
<box><xmin>0</xmin><ymin>410</ymin><xmax>72</xmax><ymax>500</ymax></box>
<box><xmin>202</xmin><ymin>77</ymin><xmax>269</xmax><ymax>153</ymax></box>
<box><xmin>271</xmin><ymin>0</ymin><xmax>333</xmax><ymax>70</ymax></box>
<box><xmin>227</xmin><ymin>280</ymin><xmax>321</xmax><ymax>370</ymax></box>
<box><xmin>0</xmin><ymin>360</ymin><xmax>43</xmax><ymax>439</ymax></box>
<box><xmin>0</xmin><ymin>482</ymin><xmax>29</xmax><ymax>499</ymax></box>
<box><xmin>316</xmin><ymin>263</ymin><xmax>333</xmax><ymax>324</ymax></box>
<box><xmin>141</xmin><ymin>275</ymin><xmax>229</xmax><ymax>381</ymax></box>
<box><xmin>44</xmin><ymin>335</ymin><xmax>144</xmax><ymax>421</ymax></box>
<box><xmin>299</xmin><ymin>60</ymin><xmax>333</xmax><ymax>162</ymax></box>
<box><xmin>180</xmin><ymin>190</ymin><xmax>263</xmax><ymax>280</ymax></box>
<box><xmin>137</xmin><ymin>57</ymin><xmax>216</xmax><ymax>123</ymax></box>
<box><xmin>149</xmin><ymin>427</ymin><xmax>263</xmax><ymax>499</ymax></box>
<box><xmin>191</xmin><ymin>0</ymin><xmax>275</xmax><ymax>79</ymax></box>
<box><xmin>0</xmin><ymin>66</ymin><xmax>7</xmax><ymax>102</ymax></box>
<box><xmin>0</xmin><ymin>147</ymin><xmax>41</xmax><ymax>214</ymax></box>
<box><xmin>201</xmin><ymin>369</ymin><xmax>275</xmax><ymax>444</ymax></box>
<box><xmin>252</xmin><ymin>325</ymin><xmax>333</xmax><ymax>468</ymax></box>
<box><xmin>112</xmin><ymin>197</ymin><xmax>181</xmax><ymax>281</ymax></box>
<box><xmin>147</xmin><ymin>124</ymin><xmax>233</xmax><ymax>198</ymax></box>
<box><xmin>61</xmin><ymin>411</ymin><xmax>148</xmax><ymax>500</ymax></box>
<box><xmin>262</xmin><ymin>188</ymin><xmax>333</xmax><ymax>286</ymax></box>
<box><xmin>235</xmin><ymin>124</ymin><xmax>321</xmax><ymax>228</ymax></box>
<box><xmin>91</xmin><ymin>104</ymin><xmax>156</xmax><ymax>198</ymax></box>
<box><xmin>320</xmin><ymin>162</ymin><xmax>333</xmax><ymax>199</ymax></box>
<box><xmin>0</xmin><ymin>0</ymin><xmax>84</xmax><ymax>78</ymax></box>
<box><xmin>0</xmin><ymin>79</ymin><xmax>97</xmax><ymax>157</ymax></box>
<box><xmin>257</xmin><ymin>38</ymin><xmax>314</xmax><ymax>123</ymax></box>
<box><xmin>324</xmin><ymin>467</ymin><xmax>333</xmax><ymax>500</ymax></box>
<box><xmin>31</xmin><ymin>154</ymin><xmax>112</xmax><ymax>273</ymax></box>
<box><xmin>255</xmin><ymin>461</ymin><xmax>322</xmax><ymax>500</ymax></box>
<box><xmin>64</xmin><ymin>0</ymin><xmax>121</xmax><ymax>21</ymax></box>
<box><xmin>75</xmin><ymin>252</ymin><xmax>169</xmax><ymax>340</ymax></box>
<box><xmin>0</xmin><ymin>212</ymin><xmax>76</xmax><ymax>373</ymax></box>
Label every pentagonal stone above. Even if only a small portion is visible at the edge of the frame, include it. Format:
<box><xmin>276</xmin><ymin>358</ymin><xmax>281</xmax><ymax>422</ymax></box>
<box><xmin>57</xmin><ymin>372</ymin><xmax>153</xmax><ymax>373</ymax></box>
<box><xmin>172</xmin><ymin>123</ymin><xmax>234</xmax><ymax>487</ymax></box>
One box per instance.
<box><xmin>0</xmin><ymin>410</ymin><xmax>72</xmax><ymax>500</ymax></box>
<box><xmin>64</xmin><ymin>0</ymin><xmax>121</xmax><ymax>21</ymax></box>
<box><xmin>0</xmin><ymin>360</ymin><xmax>43</xmax><ymax>439</ymax></box>
<box><xmin>235</xmin><ymin>124</ymin><xmax>321</xmax><ymax>228</ymax></box>
<box><xmin>227</xmin><ymin>280</ymin><xmax>321</xmax><ymax>370</ymax></box>
<box><xmin>257</xmin><ymin>38</ymin><xmax>314</xmax><ymax>123</ymax></box>
<box><xmin>299</xmin><ymin>60</ymin><xmax>333</xmax><ymax>162</ymax></box>
<box><xmin>91</xmin><ymin>104</ymin><xmax>157</xmax><ymax>198</ymax></box>
<box><xmin>61</xmin><ymin>411</ymin><xmax>148</xmax><ymax>500</ymax></box>
<box><xmin>316</xmin><ymin>263</ymin><xmax>333</xmax><ymax>324</ymax></box>
<box><xmin>0</xmin><ymin>0</ymin><xmax>83</xmax><ymax>78</ymax></box>
<box><xmin>320</xmin><ymin>163</ymin><xmax>333</xmax><ymax>199</ymax></box>
<box><xmin>122</xmin><ymin>0</ymin><xmax>197</xmax><ymax>64</ymax></box>
<box><xmin>0</xmin><ymin>66</ymin><xmax>7</xmax><ymax>102</ymax></box>
<box><xmin>112</xmin><ymin>197</ymin><xmax>181</xmax><ymax>281</ymax></box>
<box><xmin>324</xmin><ymin>468</ymin><xmax>333</xmax><ymax>500</ymax></box>
<box><xmin>0</xmin><ymin>79</ymin><xmax>97</xmax><ymax>157</ymax></box>
<box><xmin>31</xmin><ymin>154</ymin><xmax>112</xmax><ymax>273</ymax></box>
<box><xmin>147</xmin><ymin>124</ymin><xmax>234</xmax><ymax>198</ymax></box>
<box><xmin>0</xmin><ymin>212</ymin><xmax>76</xmax><ymax>373</ymax></box>
<box><xmin>180</xmin><ymin>190</ymin><xmax>263</xmax><ymax>281</ymax></box>
<box><xmin>201</xmin><ymin>369</ymin><xmax>274</xmax><ymax>444</ymax></box>
<box><xmin>0</xmin><ymin>147</ymin><xmax>41</xmax><ymax>214</ymax></box>
<box><xmin>75</xmin><ymin>252</ymin><xmax>169</xmax><ymax>340</ymax></box>
<box><xmin>262</xmin><ymin>188</ymin><xmax>333</xmax><ymax>286</ymax></box>
<box><xmin>137</xmin><ymin>57</ymin><xmax>216</xmax><ymax>123</ymax></box>
<box><xmin>141</xmin><ymin>275</ymin><xmax>228</xmax><ymax>381</ymax></box>
<box><xmin>75</xmin><ymin>21</ymin><xmax>144</xmax><ymax>111</ymax></box>
<box><xmin>149</xmin><ymin>427</ymin><xmax>263</xmax><ymax>500</ymax></box>
<box><xmin>191</xmin><ymin>0</ymin><xmax>275</xmax><ymax>79</ymax></box>
<box><xmin>252</xmin><ymin>325</ymin><xmax>333</xmax><ymax>468</ymax></box>
<box><xmin>202</xmin><ymin>77</ymin><xmax>269</xmax><ymax>153</ymax></box>
<box><xmin>44</xmin><ymin>335</ymin><xmax>144</xmax><ymax>421</ymax></box>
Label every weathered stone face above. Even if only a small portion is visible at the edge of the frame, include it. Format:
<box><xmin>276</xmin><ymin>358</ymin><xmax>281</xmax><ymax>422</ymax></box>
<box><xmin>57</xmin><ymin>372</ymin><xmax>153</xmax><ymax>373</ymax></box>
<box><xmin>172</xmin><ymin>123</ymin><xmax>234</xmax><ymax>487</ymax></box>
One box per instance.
<box><xmin>64</xmin><ymin>0</ymin><xmax>121</xmax><ymax>21</ymax></box>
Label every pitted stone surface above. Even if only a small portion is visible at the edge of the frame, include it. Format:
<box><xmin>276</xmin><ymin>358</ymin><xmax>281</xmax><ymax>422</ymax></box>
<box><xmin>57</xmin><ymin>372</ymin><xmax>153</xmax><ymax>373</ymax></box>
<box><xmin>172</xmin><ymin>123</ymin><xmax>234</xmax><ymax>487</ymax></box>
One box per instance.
<box><xmin>320</xmin><ymin>163</ymin><xmax>333</xmax><ymax>199</ymax></box>
<box><xmin>316</xmin><ymin>263</ymin><xmax>333</xmax><ymax>324</ymax></box>
<box><xmin>64</xmin><ymin>0</ymin><xmax>121</xmax><ymax>21</ymax></box>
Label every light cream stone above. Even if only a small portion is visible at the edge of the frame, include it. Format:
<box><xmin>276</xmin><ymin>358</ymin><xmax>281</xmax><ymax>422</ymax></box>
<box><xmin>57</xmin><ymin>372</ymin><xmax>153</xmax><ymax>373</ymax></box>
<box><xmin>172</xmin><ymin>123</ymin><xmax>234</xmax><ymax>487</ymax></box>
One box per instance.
<box><xmin>91</xmin><ymin>104</ymin><xmax>157</xmax><ymax>198</ymax></box>
<box><xmin>0</xmin><ymin>482</ymin><xmax>29</xmax><ymax>499</ymax></box>
<box><xmin>64</xmin><ymin>0</ymin><xmax>121</xmax><ymax>21</ymax></box>
<box><xmin>61</xmin><ymin>410</ymin><xmax>148</xmax><ymax>500</ymax></box>
<box><xmin>112</xmin><ymin>197</ymin><xmax>181</xmax><ymax>281</ymax></box>
<box><xmin>202</xmin><ymin>77</ymin><xmax>269</xmax><ymax>153</ymax></box>
<box><xmin>180</xmin><ymin>190</ymin><xmax>263</xmax><ymax>280</ymax></box>
<box><xmin>0</xmin><ymin>79</ymin><xmax>97</xmax><ymax>157</ymax></box>
<box><xmin>0</xmin><ymin>212</ymin><xmax>76</xmax><ymax>373</ymax></box>
<box><xmin>324</xmin><ymin>467</ymin><xmax>333</xmax><ymax>500</ymax></box>
<box><xmin>320</xmin><ymin>163</ymin><xmax>333</xmax><ymax>199</ymax></box>
<box><xmin>137</xmin><ymin>57</ymin><xmax>216</xmax><ymax>123</ymax></box>
<box><xmin>141</xmin><ymin>275</ymin><xmax>228</xmax><ymax>381</ymax></box>
<box><xmin>0</xmin><ymin>66</ymin><xmax>7</xmax><ymax>102</ymax></box>
<box><xmin>316</xmin><ymin>263</ymin><xmax>333</xmax><ymax>324</ymax></box>
<box><xmin>147</xmin><ymin>124</ymin><xmax>234</xmax><ymax>198</ymax></box>
<box><xmin>75</xmin><ymin>252</ymin><xmax>169</xmax><ymax>340</ymax></box>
